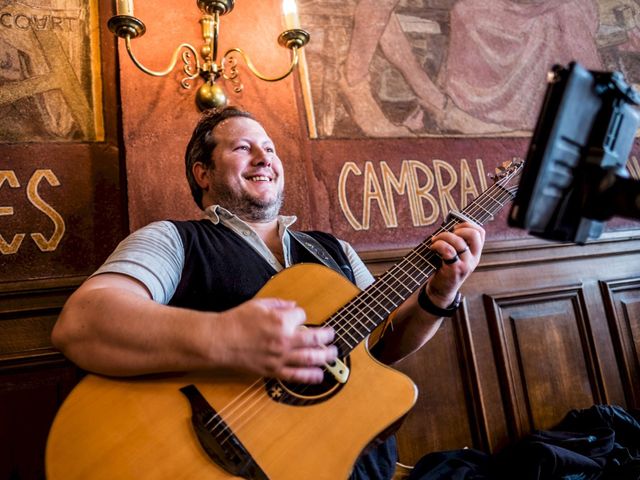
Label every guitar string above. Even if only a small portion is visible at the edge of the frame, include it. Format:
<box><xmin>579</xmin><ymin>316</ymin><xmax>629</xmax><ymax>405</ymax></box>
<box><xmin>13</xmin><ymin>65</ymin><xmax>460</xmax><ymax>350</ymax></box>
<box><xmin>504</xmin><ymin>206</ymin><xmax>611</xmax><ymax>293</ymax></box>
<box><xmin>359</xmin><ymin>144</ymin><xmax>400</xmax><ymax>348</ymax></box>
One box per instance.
<box><xmin>324</xmin><ymin>175</ymin><xmax>518</xmax><ymax>349</ymax></box>
<box><xmin>217</xmin><ymin>382</ymin><xmax>280</xmax><ymax>444</ymax></box>
<box><xmin>219</xmin><ymin>193</ymin><xmax>518</xmax><ymax>446</ymax></box>
<box><xmin>326</xmin><ymin>177</ymin><xmax>516</xmax><ymax>342</ymax></box>
<box><xmin>346</xmin><ymin>180</ymin><xmax>518</xmax><ymax>336</ymax></box>
<box><xmin>215</xmin><ymin>175</ymin><xmax>520</xmax><ymax>428</ymax></box>
<box><xmin>331</xmin><ymin>183</ymin><xmax>515</xmax><ymax>344</ymax></box>
<box><xmin>202</xmin><ymin>380</ymin><xmax>268</xmax><ymax>433</ymax></box>
<box><xmin>199</xmin><ymin>169</ymin><xmax>521</xmax><ymax>448</ymax></box>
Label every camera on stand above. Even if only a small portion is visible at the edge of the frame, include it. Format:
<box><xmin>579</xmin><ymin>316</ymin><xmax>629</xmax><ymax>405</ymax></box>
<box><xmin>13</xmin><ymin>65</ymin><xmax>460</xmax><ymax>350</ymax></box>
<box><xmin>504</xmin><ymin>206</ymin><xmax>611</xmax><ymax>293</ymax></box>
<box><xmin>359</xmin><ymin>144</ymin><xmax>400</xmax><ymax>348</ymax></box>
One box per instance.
<box><xmin>508</xmin><ymin>62</ymin><xmax>640</xmax><ymax>244</ymax></box>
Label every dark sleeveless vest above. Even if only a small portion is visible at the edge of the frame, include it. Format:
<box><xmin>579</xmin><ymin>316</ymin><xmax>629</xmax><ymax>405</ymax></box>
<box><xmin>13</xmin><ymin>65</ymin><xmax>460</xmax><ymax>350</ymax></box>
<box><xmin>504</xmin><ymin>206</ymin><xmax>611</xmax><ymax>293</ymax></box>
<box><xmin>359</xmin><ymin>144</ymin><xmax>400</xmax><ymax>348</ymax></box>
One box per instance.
<box><xmin>168</xmin><ymin>219</ymin><xmax>355</xmax><ymax>311</ymax></box>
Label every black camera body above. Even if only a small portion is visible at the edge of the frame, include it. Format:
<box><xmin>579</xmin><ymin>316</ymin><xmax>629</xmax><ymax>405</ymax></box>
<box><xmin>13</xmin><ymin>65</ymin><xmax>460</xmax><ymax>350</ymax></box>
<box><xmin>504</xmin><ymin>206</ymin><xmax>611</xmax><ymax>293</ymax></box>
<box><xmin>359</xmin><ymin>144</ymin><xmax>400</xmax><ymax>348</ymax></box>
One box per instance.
<box><xmin>508</xmin><ymin>62</ymin><xmax>640</xmax><ymax>244</ymax></box>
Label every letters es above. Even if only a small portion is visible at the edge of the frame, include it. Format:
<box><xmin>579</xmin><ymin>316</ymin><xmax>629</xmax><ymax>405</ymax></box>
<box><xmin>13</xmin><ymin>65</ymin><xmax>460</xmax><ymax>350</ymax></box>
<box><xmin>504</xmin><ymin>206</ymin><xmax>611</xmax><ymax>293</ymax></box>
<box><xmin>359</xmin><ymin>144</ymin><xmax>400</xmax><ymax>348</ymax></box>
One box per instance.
<box><xmin>0</xmin><ymin>169</ymin><xmax>65</xmax><ymax>255</ymax></box>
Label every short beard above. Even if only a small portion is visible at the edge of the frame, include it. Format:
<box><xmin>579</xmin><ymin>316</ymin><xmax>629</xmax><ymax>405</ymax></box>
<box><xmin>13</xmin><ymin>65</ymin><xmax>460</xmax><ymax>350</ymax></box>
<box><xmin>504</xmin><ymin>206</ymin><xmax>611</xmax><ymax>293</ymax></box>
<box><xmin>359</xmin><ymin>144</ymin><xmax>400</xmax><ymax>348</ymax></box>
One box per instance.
<box><xmin>213</xmin><ymin>185</ymin><xmax>284</xmax><ymax>223</ymax></box>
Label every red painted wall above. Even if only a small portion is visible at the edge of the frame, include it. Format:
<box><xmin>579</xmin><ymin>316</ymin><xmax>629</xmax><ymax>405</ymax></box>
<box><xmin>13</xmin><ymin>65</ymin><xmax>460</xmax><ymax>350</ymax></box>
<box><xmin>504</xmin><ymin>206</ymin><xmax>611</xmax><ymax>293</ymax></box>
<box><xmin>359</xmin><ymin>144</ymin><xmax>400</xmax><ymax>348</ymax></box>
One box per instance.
<box><xmin>119</xmin><ymin>0</ymin><xmax>640</xmax><ymax>252</ymax></box>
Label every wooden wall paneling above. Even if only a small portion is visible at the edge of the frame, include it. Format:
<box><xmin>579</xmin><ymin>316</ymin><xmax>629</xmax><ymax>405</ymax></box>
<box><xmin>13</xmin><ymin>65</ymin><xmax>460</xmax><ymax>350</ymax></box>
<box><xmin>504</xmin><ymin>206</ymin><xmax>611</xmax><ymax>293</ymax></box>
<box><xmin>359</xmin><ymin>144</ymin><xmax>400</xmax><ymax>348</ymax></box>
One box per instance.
<box><xmin>0</xmin><ymin>364</ymin><xmax>80</xmax><ymax>480</ymax></box>
<box><xmin>451</xmin><ymin>301</ymin><xmax>492</xmax><ymax>452</ymax></box>
<box><xmin>394</xmin><ymin>302</ymin><xmax>487</xmax><ymax>465</ymax></box>
<box><xmin>0</xmin><ymin>277</ymin><xmax>83</xmax><ymax>369</ymax></box>
<box><xmin>599</xmin><ymin>277</ymin><xmax>640</xmax><ymax>409</ymax></box>
<box><xmin>0</xmin><ymin>1</ymin><xmax>121</xmax><ymax>477</ymax></box>
<box><xmin>367</xmin><ymin>232</ymin><xmax>640</xmax><ymax>466</ymax></box>
<box><xmin>0</xmin><ymin>277</ymin><xmax>84</xmax><ymax>479</ymax></box>
<box><xmin>483</xmin><ymin>284</ymin><xmax>607</xmax><ymax>441</ymax></box>
<box><xmin>459</xmin><ymin>289</ymin><xmax>512</xmax><ymax>454</ymax></box>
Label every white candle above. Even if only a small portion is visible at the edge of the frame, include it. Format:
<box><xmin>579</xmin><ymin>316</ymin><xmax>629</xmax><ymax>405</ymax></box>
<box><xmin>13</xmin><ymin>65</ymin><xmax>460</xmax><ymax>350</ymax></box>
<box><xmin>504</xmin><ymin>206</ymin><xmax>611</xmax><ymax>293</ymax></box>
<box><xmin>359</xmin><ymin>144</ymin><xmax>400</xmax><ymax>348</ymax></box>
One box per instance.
<box><xmin>282</xmin><ymin>0</ymin><xmax>300</xmax><ymax>30</ymax></box>
<box><xmin>117</xmin><ymin>0</ymin><xmax>134</xmax><ymax>16</ymax></box>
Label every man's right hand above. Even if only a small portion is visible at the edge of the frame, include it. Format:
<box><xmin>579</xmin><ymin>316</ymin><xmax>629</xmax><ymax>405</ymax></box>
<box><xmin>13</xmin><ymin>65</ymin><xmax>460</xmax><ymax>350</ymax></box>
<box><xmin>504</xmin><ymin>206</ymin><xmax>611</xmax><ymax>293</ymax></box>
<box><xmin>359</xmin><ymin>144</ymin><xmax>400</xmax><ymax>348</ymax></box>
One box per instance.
<box><xmin>213</xmin><ymin>298</ymin><xmax>337</xmax><ymax>384</ymax></box>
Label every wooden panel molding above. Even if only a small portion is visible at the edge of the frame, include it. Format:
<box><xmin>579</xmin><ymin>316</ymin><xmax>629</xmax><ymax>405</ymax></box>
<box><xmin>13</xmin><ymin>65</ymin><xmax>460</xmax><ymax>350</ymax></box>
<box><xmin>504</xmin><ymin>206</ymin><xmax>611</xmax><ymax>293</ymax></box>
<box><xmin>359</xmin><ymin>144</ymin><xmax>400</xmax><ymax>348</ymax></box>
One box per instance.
<box><xmin>599</xmin><ymin>277</ymin><xmax>640</xmax><ymax>409</ymax></box>
<box><xmin>0</xmin><ymin>276</ymin><xmax>83</xmax><ymax>372</ymax></box>
<box><xmin>394</xmin><ymin>301</ymin><xmax>487</xmax><ymax>465</ymax></box>
<box><xmin>0</xmin><ymin>278</ymin><xmax>84</xmax><ymax>479</ymax></box>
<box><xmin>364</xmin><ymin>231</ymin><xmax>640</xmax><ymax>461</ymax></box>
<box><xmin>483</xmin><ymin>285</ymin><xmax>607</xmax><ymax>441</ymax></box>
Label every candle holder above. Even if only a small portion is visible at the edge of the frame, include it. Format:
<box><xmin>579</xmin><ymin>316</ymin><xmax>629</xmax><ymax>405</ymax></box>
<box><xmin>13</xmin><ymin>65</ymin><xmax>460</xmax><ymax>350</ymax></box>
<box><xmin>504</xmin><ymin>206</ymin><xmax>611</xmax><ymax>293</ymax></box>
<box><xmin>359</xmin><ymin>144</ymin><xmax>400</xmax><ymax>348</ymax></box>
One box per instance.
<box><xmin>107</xmin><ymin>0</ymin><xmax>310</xmax><ymax>110</ymax></box>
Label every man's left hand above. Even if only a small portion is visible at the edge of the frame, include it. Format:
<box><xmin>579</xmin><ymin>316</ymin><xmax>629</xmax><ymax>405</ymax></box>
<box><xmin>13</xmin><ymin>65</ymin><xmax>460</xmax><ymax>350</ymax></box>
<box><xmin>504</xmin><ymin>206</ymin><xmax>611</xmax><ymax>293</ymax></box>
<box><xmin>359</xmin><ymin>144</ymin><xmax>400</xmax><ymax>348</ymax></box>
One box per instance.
<box><xmin>427</xmin><ymin>221</ymin><xmax>485</xmax><ymax>308</ymax></box>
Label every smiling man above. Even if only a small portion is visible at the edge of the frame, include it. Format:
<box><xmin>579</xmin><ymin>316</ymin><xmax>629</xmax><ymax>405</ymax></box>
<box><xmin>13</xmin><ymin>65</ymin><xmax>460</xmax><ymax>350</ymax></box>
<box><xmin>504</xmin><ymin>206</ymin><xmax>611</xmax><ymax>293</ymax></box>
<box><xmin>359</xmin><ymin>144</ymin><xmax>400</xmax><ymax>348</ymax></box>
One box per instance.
<box><xmin>52</xmin><ymin>107</ymin><xmax>485</xmax><ymax>479</ymax></box>
<box><xmin>190</xmin><ymin>109</ymin><xmax>285</xmax><ymax>222</ymax></box>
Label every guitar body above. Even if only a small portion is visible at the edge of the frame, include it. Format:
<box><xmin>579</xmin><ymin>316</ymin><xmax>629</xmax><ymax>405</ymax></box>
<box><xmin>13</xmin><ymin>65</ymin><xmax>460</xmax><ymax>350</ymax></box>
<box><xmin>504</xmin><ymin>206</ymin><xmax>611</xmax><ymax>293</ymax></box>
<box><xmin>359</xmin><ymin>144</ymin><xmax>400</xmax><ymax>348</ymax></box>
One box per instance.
<box><xmin>46</xmin><ymin>264</ymin><xmax>418</xmax><ymax>480</ymax></box>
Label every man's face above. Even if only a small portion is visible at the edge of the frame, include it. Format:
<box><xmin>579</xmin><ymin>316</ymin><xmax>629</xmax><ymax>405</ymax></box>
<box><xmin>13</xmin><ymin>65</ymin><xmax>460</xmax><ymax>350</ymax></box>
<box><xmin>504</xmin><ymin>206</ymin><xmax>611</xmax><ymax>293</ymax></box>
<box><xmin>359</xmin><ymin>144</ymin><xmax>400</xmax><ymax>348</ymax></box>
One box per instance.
<box><xmin>202</xmin><ymin>116</ymin><xmax>284</xmax><ymax>221</ymax></box>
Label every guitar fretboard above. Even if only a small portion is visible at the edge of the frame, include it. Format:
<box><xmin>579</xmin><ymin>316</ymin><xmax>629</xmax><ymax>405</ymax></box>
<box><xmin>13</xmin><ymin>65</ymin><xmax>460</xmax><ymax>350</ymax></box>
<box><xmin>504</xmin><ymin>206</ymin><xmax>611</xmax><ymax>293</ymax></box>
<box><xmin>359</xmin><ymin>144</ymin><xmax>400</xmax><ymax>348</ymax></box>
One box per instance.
<box><xmin>326</xmin><ymin>167</ymin><xmax>521</xmax><ymax>356</ymax></box>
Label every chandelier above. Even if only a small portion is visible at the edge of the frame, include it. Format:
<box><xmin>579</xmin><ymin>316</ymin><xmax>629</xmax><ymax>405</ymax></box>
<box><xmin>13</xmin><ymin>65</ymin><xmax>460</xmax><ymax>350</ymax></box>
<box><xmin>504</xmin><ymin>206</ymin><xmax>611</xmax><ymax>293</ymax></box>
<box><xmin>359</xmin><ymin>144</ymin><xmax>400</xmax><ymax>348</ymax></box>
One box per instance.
<box><xmin>107</xmin><ymin>0</ymin><xmax>310</xmax><ymax>110</ymax></box>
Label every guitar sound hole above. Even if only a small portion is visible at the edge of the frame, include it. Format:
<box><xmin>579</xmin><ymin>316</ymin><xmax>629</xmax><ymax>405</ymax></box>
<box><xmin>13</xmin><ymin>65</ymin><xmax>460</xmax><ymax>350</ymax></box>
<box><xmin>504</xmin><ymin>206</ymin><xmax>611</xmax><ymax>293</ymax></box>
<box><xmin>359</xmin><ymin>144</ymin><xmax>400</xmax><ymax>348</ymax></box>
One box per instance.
<box><xmin>263</xmin><ymin>355</ymin><xmax>350</xmax><ymax>406</ymax></box>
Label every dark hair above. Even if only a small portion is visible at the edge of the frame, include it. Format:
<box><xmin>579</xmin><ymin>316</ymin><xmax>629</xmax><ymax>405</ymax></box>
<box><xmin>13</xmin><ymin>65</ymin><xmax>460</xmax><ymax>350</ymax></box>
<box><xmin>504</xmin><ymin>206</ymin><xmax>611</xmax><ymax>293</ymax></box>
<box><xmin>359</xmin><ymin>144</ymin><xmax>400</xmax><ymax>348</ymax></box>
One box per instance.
<box><xmin>184</xmin><ymin>106</ymin><xmax>256</xmax><ymax>209</ymax></box>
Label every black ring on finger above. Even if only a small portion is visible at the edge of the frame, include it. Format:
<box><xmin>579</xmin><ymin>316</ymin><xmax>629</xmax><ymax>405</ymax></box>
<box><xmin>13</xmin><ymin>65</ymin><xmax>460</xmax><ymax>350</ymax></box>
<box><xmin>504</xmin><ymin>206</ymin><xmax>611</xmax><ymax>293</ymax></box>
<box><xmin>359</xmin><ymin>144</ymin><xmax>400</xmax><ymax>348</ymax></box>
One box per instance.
<box><xmin>443</xmin><ymin>254</ymin><xmax>459</xmax><ymax>265</ymax></box>
<box><xmin>456</xmin><ymin>246</ymin><xmax>469</xmax><ymax>256</ymax></box>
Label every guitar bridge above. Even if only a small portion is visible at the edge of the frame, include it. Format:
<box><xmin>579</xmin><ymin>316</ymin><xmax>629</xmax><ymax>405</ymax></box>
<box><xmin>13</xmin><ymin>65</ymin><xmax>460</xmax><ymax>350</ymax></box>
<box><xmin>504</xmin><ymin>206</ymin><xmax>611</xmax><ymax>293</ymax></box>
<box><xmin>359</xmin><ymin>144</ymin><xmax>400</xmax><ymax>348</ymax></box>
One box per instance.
<box><xmin>180</xmin><ymin>384</ymin><xmax>268</xmax><ymax>479</ymax></box>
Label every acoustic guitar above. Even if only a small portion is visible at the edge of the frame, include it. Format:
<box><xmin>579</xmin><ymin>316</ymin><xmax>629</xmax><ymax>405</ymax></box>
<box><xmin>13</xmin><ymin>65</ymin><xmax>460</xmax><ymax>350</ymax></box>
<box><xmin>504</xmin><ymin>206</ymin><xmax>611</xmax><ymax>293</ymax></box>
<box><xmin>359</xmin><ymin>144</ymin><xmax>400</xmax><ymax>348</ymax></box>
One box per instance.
<box><xmin>46</xmin><ymin>161</ymin><xmax>522</xmax><ymax>480</ymax></box>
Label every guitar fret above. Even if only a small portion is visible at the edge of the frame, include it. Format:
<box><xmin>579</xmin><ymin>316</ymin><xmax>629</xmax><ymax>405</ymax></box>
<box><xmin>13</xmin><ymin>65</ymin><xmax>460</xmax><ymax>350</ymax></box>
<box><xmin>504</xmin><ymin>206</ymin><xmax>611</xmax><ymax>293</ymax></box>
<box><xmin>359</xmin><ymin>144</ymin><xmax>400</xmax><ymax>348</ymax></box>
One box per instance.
<box><xmin>485</xmin><ymin>191</ymin><xmax>507</xmax><ymax>206</ymax></box>
<box><xmin>474</xmin><ymin>202</ymin><xmax>494</xmax><ymax>221</ymax></box>
<box><xmin>404</xmin><ymin>252</ymin><xmax>436</xmax><ymax>280</ymax></box>
<box><xmin>339</xmin><ymin>324</ymin><xmax>360</xmax><ymax>345</ymax></box>
<box><xmin>369</xmin><ymin>282</ymin><xmax>403</xmax><ymax>310</ymax></box>
<box><xmin>359</xmin><ymin>288</ymin><xmax>395</xmax><ymax>321</ymax></box>
<box><xmin>379</xmin><ymin>278</ymin><xmax>409</xmax><ymax>304</ymax></box>
<box><xmin>335</xmin><ymin>335</ymin><xmax>354</xmax><ymax>351</ymax></box>
<box><xmin>344</xmin><ymin>302</ymin><xmax>379</xmax><ymax>337</ymax></box>
<box><xmin>332</xmin><ymin>299</ymin><xmax>386</xmax><ymax>347</ymax></box>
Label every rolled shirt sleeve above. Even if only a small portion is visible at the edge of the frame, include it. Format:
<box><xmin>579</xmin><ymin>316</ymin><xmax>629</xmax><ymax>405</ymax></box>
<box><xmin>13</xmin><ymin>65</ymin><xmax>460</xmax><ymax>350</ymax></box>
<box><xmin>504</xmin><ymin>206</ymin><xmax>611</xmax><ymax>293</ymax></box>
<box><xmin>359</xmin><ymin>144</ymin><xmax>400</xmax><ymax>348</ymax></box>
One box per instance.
<box><xmin>91</xmin><ymin>221</ymin><xmax>184</xmax><ymax>304</ymax></box>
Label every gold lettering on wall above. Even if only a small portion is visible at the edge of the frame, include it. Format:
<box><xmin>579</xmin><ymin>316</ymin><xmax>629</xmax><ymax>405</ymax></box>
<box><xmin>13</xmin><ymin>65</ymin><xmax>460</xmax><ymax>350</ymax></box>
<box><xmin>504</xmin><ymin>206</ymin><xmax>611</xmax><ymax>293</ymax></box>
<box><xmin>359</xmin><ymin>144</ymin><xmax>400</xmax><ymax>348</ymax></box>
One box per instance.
<box><xmin>460</xmin><ymin>159</ymin><xmax>480</xmax><ymax>208</ymax></box>
<box><xmin>28</xmin><ymin>169</ymin><xmax>65</xmax><ymax>252</ymax></box>
<box><xmin>338</xmin><ymin>162</ymin><xmax>364</xmax><ymax>230</ymax></box>
<box><xmin>433</xmin><ymin>160</ymin><xmax>458</xmax><ymax>217</ymax></box>
<box><xmin>362</xmin><ymin>162</ymin><xmax>388</xmax><ymax>230</ymax></box>
<box><xmin>407</xmin><ymin>160</ymin><xmax>438</xmax><ymax>226</ymax></box>
<box><xmin>0</xmin><ymin>169</ymin><xmax>65</xmax><ymax>254</ymax></box>
<box><xmin>338</xmin><ymin>159</ymin><xmax>488</xmax><ymax>231</ymax></box>
<box><xmin>0</xmin><ymin>170</ymin><xmax>25</xmax><ymax>254</ymax></box>
<box><xmin>379</xmin><ymin>162</ymin><xmax>403</xmax><ymax>228</ymax></box>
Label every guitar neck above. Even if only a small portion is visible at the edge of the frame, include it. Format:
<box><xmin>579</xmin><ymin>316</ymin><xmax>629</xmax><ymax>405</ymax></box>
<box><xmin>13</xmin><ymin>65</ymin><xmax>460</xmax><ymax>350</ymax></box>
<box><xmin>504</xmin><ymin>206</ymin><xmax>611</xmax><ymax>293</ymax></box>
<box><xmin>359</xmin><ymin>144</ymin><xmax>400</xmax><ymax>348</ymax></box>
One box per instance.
<box><xmin>327</xmin><ymin>172</ymin><xmax>519</xmax><ymax>356</ymax></box>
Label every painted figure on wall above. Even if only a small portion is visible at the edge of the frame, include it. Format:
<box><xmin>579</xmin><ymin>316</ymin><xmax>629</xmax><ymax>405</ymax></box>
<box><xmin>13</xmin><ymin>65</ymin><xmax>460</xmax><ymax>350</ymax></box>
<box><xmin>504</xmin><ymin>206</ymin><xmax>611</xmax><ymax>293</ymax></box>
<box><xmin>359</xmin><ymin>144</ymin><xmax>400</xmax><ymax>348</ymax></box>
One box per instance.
<box><xmin>0</xmin><ymin>0</ymin><xmax>103</xmax><ymax>142</ymax></box>
<box><xmin>301</xmin><ymin>0</ymin><xmax>640</xmax><ymax>138</ymax></box>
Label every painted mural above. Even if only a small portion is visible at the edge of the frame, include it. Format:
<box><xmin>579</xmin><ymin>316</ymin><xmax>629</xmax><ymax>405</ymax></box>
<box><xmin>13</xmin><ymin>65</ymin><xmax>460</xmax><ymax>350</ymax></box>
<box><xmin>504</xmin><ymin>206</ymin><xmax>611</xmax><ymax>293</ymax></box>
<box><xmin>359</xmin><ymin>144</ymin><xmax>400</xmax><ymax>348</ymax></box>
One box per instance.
<box><xmin>299</xmin><ymin>0</ymin><xmax>640</xmax><ymax>139</ymax></box>
<box><xmin>0</xmin><ymin>0</ymin><xmax>103</xmax><ymax>142</ymax></box>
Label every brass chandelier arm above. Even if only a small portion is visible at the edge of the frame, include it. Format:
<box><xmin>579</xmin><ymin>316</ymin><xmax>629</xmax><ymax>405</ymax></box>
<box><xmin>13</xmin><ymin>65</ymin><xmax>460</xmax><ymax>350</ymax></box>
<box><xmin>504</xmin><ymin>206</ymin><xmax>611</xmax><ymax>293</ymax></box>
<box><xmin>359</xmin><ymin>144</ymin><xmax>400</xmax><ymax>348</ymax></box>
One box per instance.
<box><xmin>221</xmin><ymin>46</ymin><xmax>300</xmax><ymax>83</ymax></box>
<box><xmin>124</xmin><ymin>36</ymin><xmax>201</xmax><ymax>80</ymax></box>
<box><xmin>109</xmin><ymin>1</ymin><xmax>310</xmax><ymax>110</ymax></box>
